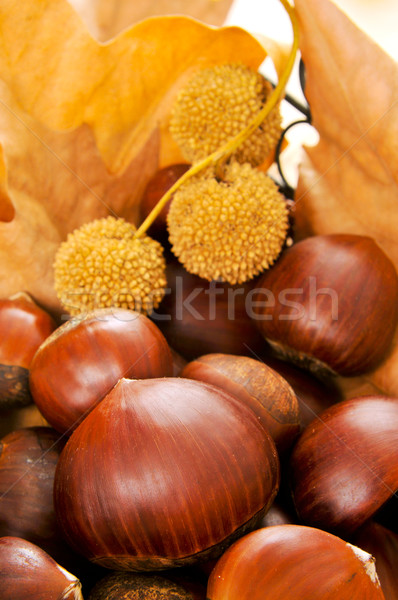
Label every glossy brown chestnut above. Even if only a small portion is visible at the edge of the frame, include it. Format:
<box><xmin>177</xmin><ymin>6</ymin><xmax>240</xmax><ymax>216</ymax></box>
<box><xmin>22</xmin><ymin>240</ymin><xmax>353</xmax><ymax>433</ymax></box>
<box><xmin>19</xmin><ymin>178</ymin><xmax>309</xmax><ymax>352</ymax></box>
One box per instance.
<box><xmin>354</xmin><ymin>522</ymin><xmax>398</xmax><ymax>600</ymax></box>
<box><xmin>88</xmin><ymin>572</ymin><xmax>196</xmax><ymax>600</ymax></box>
<box><xmin>252</xmin><ymin>234</ymin><xmax>398</xmax><ymax>376</ymax></box>
<box><xmin>54</xmin><ymin>377</ymin><xmax>280</xmax><ymax>570</ymax></box>
<box><xmin>290</xmin><ymin>395</ymin><xmax>398</xmax><ymax>536</ymax></box>
<box><xmin>0</xmin><ymin>536</ymin><xmax>82</xmax><ymax>600</ymax></box>
<box><xmin>153</xmin><ymin>260</ymin><xmax>266</xmax><ymax>360</ymax></box>
<box><xmin>206</xmin><ymin>524</ymin><xmax>385</xmax><ymax>599</ymax></box>
<box><xmin>139</xmin><ymin>163</ymin><xmax>190</xmax><ymax>242</ymax></box>
<box><xmin>29</xmin><ymin>307</ymin><xmax>173</xmax><ymax>433</ymax></box>
<box><xmin>181</xmin><ymin>353</ymin><xmax>300</xmax><ymax>454</ymax></box>
<box><xmin>0</xmin><ymin>292</ymin><xmax>56</xmax><ymax>409</ymax></box>
<box><xmin>0</xmin><ymin>426</ymin><xmax>72</xmax><ymax>566</ymax></box>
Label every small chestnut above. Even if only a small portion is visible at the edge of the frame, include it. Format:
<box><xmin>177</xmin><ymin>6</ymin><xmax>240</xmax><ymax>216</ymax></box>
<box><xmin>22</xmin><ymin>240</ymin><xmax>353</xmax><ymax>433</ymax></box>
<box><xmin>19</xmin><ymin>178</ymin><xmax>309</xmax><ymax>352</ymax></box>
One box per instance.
<box><xmin>252</xmin><ymin>234</ymin><xmax>398</xmax><ymax>376</ymax></box>
<box><xmin>88</xmin><ymin>571</ymin><xmax>198</xmax><ymax>600</ymax></box>
<box><xmin>54</xmin><ymin>377</ymin><xmax>280</xmax><ymax>570</ymax></box>
<box><xmin>289</xmin><ymin>395</ymin><xmax>398</xmax><ymax>536</ymax></box>
<box><xmin>0</xmin><ymin>536</ymin><xmax>82</xmax><ymax>600</ymax></box>
<box><xmin>29</xmin><ymin>307</ymin><xmax>173</xmax><ymax>433</ymax></box>
<box><xmin>206</xmin><ymin>524</ymin><xmax>385</xmax><ymax>599</ymax></box>
<box><xmin>0</xmin><ymin>292</ymin><xmax>56</xmax><ymax>409</ymax></box>
<box><xmin>181</xmin><ymin>353</ymin><xmax>300</xmax><ymax>454</ymax></box>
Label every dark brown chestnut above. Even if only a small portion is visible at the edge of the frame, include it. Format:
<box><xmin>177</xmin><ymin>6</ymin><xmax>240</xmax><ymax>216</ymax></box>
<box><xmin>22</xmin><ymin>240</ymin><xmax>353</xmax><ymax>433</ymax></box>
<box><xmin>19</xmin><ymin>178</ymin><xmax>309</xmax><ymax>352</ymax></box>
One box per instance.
<box><xmin>259</xmin><ymin>497</ymin><xmax>298</xmax><ymax>528</ymax></box>
<box><xmin>29</xmin><ymin>307</ymin><xmax>173</xmax><ymax>433</ymax></box>
<box><xmin>0</xmin><ymin>426</ymin><xmax>74</xmax><ymax>566</ymax></box>
<box><xmin>0</xmin><ymin>536</ymin><xmax>82</xmax><ymax>600</ymax></box>
<box><xmin>290</xmin><ymin>395</ymin><xmax>398</xmax><ymax>536</ymax></box>
<box><xmin>354</xmin><ymin>522</ymin><xmax>398</xmax><ymax>600</ymax></box>
<box><xmin>206</xmin><ymin>524</ymin><xmax>386</xmax><ymax>599</ymax></box>
<box><xmin>153</xmin><ymin>260</ymin><xmax>266</xmax><ymax>360</ymax></box>
<box><xmin>259</xmin><ymin>353</ymin><xmax>343</xmax><ymax>430</ymax></box>
<box><xmin>252</xmin><ymin>234</ymin><xmax>398</xmax><ymax>376</ymax></box>
<box><xmin>0</xmin><ymin>403</ymin><xmax>49</xmax><ymax>439</ymax></box>
<box><xmin>54</xmin><ymin>377</ymin><xmax>280</xmax><ymax>570</ymax></box>
<box><xmin>88</xmin><ymin>571</ymin><xmax>198</xmax><ymax>599</ymax></box>
<box><xmin>181</xmin><ymin>353</ymin><xmax>300</xmax><ymax>454</ymax></box>
<box><xmin>0</xmin><ymin>292</ymin><xmax>56</xmax><ymax>409</ymax></box>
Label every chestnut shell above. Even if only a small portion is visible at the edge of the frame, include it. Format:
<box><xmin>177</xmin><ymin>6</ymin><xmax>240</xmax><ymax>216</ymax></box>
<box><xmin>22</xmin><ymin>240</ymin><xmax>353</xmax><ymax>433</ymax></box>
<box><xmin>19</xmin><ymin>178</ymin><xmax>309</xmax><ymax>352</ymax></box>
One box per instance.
<box><xmin>54</xmin><ymin>377</ymin><xmax>280</xmax><ymax>570</ymax></box>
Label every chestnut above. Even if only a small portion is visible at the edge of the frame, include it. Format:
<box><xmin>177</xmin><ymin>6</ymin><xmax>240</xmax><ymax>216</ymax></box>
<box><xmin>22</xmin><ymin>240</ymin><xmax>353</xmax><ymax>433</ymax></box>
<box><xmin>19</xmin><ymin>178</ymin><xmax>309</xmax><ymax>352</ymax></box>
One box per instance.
<box><xmin>252</xmin><ymin>234</ymin><xmax>398</xmax><ymax>377</ymax></box>
<box><xmin>354</xmin><ymin>522</ymin><xmax>398</xmax><ymax>600</ymax></box>
<box><xmin>181</xmin><ymin>353</ymin><xmax>300</xmax><ymax>454</ymax></box>
<box><xmin>153</xmin><ymin>259</ymin><xmax>266</xmax><ymax>360</ymax></box>
<box><xmin>0</xmin><ymin>425</ymin><xmax>84</xmax><ymax>569</ymax></box>
<box><xmin>206</xmin><ymin>524</ymin><xmax>385</xmax><ymax>599</ymax></box>
<box><xmin>289</xmin><ymin>395</ymin><xmax>398</xmax><ymax>536</ymax></box>
<box><xmin>29</xmin><ymin>307</ymin><xmax>173</xmax><ymax>433</ymax></box>
<box><xmin>88</xmin><ymin>571</ymin><xmax>199</xmax><ymax>599</ymax></box>
<box><xmin>54</xmin><ymin>377</ymin><xmax>280</xmax><ymax>570</ymax></box>
<box><xmin>0</xmin><ymin>292</ymin><xmax>56</xmax><ymax>409</ymax></box>
<box><xmin>0</xmin><ymin>403</ymin><xmax>48</xmax><ymax>439</ymax></box>
<box><xmin>258</xmin><ymin>353</ymin><xmax>343</xmax><ymax>430</ymax></box>
<box><xmin>0</xmin><ymin>536</ymin><xmax>82</xmax><ymax>600</ymax></box>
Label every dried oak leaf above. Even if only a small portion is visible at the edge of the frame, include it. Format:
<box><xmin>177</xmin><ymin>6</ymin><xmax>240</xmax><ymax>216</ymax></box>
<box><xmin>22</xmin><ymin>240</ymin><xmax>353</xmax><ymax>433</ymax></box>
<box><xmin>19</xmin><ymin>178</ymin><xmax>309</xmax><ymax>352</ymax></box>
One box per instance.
<box><xmin>293</xmin><ymin>0</ymin><xmax>398</xmax><ymax>397</ymax></box>
<box><xmin>68</xmin><ymin>0</ymin><xmax>235</xmax><ymax>42</ymax></box>
<box><xmin>0</xmin><ymin>0</ymin><xmax>266</xmax><ymax>318</ymax></box>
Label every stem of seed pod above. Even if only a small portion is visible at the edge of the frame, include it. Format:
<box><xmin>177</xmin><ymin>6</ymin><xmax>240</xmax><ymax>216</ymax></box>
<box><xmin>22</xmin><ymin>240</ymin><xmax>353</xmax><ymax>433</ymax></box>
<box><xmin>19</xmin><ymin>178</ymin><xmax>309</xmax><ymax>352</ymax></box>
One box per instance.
<box><xmin>134</xmin><ymin>0</ymin><xmax>299</xmax><ymax>239</ymax></box>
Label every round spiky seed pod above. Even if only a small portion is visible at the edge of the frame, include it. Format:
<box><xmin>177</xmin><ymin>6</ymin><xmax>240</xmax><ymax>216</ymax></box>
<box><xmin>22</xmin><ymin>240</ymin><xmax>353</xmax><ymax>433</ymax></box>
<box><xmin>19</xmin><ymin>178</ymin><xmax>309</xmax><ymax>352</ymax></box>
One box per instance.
<box><xmin>169</xmin><ymin>63</ymin><xmax>282</xmax><ymax>167</ymax></box>
<box><xmin>167</xmin><ymin>162</ymin><xmax>289</xmax><ymax>285</ymax></box>
<box><xmin>54</xmin><ymin>216</ymin><xmax>167</xmax><ymax>316</ymax></box>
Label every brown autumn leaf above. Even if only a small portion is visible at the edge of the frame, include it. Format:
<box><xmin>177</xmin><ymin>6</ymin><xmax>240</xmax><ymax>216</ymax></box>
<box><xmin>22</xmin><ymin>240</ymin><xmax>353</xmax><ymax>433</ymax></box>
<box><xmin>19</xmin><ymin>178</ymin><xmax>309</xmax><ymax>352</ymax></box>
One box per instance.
<box><xmin>0</xmin><ymin>0</ymin><xmax>268</xmax><ymax>318</ymax></box>
<box><xmin>293</xmin><ymin>0</ymin><xmax>398</xmax><ymax>397</ymax></box>
<box><xmin>68</xmin><ymin>0</ymin><xmax>235</xmax><ymax>42</ymax></box>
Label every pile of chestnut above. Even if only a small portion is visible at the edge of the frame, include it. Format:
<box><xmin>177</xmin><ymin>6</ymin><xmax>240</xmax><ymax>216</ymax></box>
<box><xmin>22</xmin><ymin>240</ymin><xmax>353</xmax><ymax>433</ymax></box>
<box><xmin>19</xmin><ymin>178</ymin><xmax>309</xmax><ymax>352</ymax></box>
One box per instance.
<box><xmin>1</xmin><ymin>194</ymin><xmax>398</xmax><ymax>598</ymax></box>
